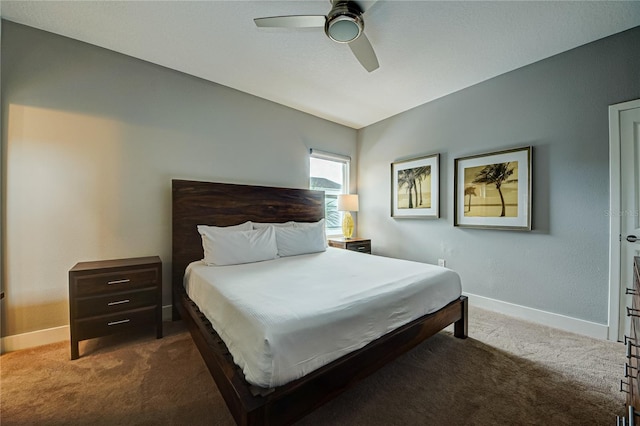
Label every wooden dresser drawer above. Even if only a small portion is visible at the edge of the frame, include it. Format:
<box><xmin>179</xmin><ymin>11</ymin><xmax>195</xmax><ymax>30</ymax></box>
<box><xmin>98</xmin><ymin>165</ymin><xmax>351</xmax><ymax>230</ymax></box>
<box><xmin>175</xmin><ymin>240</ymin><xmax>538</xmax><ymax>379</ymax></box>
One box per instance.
<box><xmin>73</xmin><ymin>268</ymin><xmax>158</xmax><ymax>297</ymax></box>
<box><xmin>74</xmin><ymin>288</ymin><xmax>157</xmax><ymax>318</ymax></box>
<box><xmin>74</xmin><ymin>306</ymin><xmax>157</xmax><ymax>341</ymax></box>
<box><xmin>346</xmin><ymin>241</ymin><xmax>371</xmax><ymax>254</ymax></box>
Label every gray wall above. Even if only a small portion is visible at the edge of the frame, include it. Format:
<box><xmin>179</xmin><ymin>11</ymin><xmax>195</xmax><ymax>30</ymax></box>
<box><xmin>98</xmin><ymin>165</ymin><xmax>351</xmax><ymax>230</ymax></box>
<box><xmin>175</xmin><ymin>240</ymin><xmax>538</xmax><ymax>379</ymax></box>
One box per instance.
<box><xmin>358</xmin><ymin>26</ymin><xmax>640</xmax><ymax>325</ymax></box>
<box><xmin>1</xmin><ymin>21</ymin><xmax>356</xmax><ymax>337</ymax></box>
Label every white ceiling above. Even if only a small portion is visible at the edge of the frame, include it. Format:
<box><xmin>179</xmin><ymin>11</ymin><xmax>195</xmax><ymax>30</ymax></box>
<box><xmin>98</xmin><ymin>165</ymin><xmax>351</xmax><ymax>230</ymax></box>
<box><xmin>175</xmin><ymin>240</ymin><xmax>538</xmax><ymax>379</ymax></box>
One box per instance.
<box><xmin>2</xmin><ymin>1</ymin><xmax>640</xmax><ymax>129</ymax></box>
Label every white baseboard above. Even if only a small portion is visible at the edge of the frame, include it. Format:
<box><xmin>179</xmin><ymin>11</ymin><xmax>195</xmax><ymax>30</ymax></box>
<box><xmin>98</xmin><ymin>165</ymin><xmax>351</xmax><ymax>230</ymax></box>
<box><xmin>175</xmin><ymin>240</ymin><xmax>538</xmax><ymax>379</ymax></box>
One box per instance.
<box><xmin>1</xmin><ymin>304</ymin><xmax>176</xmax><ymax>353</ymax></box>
<box><xmin>465</xmin><ymin>292</ymin><xmax>609</xmax><ymax>340</ymax></box>
<box><xmin>1</xmin><ymin>325</ymin><xmax>70</xmax><ymax>354</ymax></box>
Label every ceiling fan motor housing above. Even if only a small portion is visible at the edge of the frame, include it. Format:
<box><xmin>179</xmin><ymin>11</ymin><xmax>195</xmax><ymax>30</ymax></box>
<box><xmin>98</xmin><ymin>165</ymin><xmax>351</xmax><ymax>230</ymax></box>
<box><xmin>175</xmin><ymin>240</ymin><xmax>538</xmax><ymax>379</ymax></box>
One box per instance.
<box><xmin>325</xmin><ymin>0</ymin><xmax>364</xmax><ymax>43</ymax></box>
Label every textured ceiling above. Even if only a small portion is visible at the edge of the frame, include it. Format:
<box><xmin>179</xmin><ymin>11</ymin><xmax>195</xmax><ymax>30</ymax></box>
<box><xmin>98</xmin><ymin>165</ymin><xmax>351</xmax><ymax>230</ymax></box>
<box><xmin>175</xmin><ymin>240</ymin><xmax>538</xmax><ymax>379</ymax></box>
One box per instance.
<box><xmin>2</xmin><ymin>1</ymin><xmax>640</xmax><ymax>129</ymax></box>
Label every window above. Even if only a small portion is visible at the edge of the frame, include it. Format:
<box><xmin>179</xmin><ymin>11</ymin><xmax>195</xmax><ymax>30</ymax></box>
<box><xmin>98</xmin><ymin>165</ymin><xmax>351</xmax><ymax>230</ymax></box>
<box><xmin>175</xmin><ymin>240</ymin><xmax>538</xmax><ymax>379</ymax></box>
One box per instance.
<box><xmin>309</xmin><ymin>149</ymin><xmax>350</xmax><ymax>236</ymax></box>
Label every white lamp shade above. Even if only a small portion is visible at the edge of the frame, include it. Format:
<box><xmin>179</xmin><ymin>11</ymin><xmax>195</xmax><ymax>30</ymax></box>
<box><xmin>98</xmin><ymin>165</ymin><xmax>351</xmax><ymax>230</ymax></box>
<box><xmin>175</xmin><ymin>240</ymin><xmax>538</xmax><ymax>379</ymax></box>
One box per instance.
<box><xmin>337</xmin><ymin>194</ymin><xmax>359</xmax><ymax>212</ymax></box>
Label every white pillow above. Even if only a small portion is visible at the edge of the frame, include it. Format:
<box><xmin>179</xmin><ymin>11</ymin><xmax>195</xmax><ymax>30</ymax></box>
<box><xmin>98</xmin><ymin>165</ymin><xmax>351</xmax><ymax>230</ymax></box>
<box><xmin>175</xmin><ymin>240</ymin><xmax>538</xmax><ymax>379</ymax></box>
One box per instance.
<box><xmin>197</xmin><ymin>221</ymin><xmax>252</xmax><ymax>232</ymax></box>
<box><xmin>252</xmin><ymin>221</ymin><xmax>294</xmax><ymax>229</ymax></box>
<box><xmin>275</xmin><ymin>225</ymin><xmax>327</xmax><ymax>257</ymax></box>
<box><xmin>293</xmin><ymin>219</ymin><xmax>328</xmax><ymax>247</ymax></box>
<box><xmin>196</xmin><ymin>222</ymin><xmax>253</xmax><ymax>264</ymax></box>
<box><xmin>197</xmin><ymin>226</ymin><xmax>277</xmax><ymax>266</ymax></box>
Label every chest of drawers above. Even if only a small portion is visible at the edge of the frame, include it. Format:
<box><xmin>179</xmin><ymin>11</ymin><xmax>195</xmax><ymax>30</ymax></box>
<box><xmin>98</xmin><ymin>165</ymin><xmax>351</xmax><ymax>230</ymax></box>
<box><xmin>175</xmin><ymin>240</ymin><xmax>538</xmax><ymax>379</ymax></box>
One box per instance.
<box><xmin>69</xmin><ymin>256</ymin><xmax>162</xmax><ymax>359</ymax></box>
<box><xmin>622</xmin><ymin>257</ymin><xmax>640</xmax><ymax>421</ymax></box>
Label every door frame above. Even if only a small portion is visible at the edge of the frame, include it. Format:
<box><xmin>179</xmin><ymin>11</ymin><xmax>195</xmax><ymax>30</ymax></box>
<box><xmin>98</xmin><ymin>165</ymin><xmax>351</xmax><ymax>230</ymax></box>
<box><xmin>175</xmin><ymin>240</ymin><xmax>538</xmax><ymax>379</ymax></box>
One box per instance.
<box><xmin>608</xmin><ymin>98</ymin><xmax>640</xmax><ymax>341</ymax></box>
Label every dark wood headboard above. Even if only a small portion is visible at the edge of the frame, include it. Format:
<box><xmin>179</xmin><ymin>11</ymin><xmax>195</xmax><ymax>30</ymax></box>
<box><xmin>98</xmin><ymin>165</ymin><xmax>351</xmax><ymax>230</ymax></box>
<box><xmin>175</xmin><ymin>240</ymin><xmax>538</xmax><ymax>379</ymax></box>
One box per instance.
<box><xmin>171</xmin><ymin>179</ymin><xmax>325</xmax><ymax>290</ymax></box>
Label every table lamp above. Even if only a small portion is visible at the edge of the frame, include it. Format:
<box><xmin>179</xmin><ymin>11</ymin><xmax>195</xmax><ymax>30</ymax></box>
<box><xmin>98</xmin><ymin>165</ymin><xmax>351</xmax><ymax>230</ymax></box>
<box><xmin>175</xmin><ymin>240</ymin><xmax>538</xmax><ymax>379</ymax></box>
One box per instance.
<box><xmin>337</xmin><ymin>194</ymin><xmax>359</xmax><ymax>239</ymax></box>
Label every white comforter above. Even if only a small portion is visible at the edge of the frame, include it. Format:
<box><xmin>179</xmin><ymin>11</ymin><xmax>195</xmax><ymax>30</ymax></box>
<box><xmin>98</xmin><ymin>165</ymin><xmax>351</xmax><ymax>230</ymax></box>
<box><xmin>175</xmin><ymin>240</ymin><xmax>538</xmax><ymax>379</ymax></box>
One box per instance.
<box><xmin>184</xmin><ymin>247</ymin><xmax>462</xmax><ymax>388</ymax></box>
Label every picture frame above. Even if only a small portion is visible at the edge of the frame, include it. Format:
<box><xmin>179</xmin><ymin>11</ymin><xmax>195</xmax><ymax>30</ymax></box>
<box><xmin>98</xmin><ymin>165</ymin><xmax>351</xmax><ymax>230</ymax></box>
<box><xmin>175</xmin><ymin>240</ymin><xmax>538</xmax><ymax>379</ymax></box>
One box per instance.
<box><xmin>454</xmin><ymin>146</ymin><xmax>531</xmax><ymax>230</ymax></box>
<box><xmin>391</xmin><ymin>153</ymin><xmax>439</xmax><ymax>218</ymax></box>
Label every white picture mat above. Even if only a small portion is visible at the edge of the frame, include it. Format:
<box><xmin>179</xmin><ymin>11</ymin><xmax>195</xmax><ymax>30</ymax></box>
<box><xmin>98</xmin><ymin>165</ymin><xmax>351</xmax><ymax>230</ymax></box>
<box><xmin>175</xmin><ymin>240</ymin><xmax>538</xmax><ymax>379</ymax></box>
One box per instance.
<box><xmin>455</xmin><ymin>148</ymin><xmax>530</xmax><ymax>229</ymax></box>
<box><xmin>392</xmin><ymin>154</ymin><xmax>439</xmax><ymax>218</ymax></box>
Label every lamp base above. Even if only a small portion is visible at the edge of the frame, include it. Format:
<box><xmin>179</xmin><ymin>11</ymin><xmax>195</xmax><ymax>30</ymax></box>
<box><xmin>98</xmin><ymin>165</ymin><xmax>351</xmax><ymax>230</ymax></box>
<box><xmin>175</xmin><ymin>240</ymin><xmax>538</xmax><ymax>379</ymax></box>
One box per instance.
<box><xmin>342</xmin><ymin>211</ymin><xmax>354</xmax><ymax>239</ymax></box>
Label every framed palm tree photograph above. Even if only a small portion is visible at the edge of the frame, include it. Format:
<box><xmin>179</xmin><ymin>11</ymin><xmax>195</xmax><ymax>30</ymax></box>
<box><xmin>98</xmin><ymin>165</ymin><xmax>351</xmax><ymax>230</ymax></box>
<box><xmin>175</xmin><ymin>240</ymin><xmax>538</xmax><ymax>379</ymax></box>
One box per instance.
<box><xmin>391</xmin><ymin>153</ymin><xmax>439</xmax><ymax>218</ymax></box>
<box><xmin>454</xmin><ymin>146</ymin><xmax>532</xmax><ymax>230</ymax></box>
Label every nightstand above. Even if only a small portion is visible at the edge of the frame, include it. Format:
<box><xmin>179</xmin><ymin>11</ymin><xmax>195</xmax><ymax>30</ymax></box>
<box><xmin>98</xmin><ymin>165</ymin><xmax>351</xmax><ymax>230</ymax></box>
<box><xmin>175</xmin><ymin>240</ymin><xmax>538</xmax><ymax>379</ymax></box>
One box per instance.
<box><xmin>328</xmin><ymin>237</ymin><xmax>371</xmax><ymax>254</ymax></box>
<box><xmin>68</xmin><ymin>256</ymin><xmax>162</xmax><ymax>360</ymax></box>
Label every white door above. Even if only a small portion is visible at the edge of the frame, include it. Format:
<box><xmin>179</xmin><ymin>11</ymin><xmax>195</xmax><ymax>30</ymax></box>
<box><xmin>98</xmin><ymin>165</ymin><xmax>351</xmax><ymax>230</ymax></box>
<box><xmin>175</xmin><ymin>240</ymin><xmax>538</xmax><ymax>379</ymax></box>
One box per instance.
<box><xmin>615</xmin><ymin>102</ymin><xmax>640</xmax><ymax>341</ymax></box>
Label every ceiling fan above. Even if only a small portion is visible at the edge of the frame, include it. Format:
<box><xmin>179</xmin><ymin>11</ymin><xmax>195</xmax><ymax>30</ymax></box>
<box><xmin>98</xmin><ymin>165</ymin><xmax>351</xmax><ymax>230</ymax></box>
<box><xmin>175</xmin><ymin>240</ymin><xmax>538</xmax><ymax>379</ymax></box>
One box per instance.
<box><xmin>254</xmin><ymin>0</ymin><xmax>379</xmax><ymax>72</ymax></box>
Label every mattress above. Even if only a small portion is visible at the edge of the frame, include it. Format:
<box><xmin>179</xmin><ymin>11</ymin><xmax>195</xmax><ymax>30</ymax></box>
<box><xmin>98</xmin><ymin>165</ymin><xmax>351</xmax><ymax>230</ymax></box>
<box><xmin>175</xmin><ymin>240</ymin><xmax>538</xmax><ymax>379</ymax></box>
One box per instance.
<box><xmin>184</xmin><ymin>247</ymin><xmax>462</xmax><ymax>388</ymax></box>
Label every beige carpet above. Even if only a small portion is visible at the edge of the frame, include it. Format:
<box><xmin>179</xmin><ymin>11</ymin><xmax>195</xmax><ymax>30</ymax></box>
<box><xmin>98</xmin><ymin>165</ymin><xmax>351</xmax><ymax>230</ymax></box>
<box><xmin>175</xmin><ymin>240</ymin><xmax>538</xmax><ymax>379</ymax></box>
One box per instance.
<box><xmin>0</xmin><ymin>307</ymin><xmax>625</xmax><ymax>425</ymax></box>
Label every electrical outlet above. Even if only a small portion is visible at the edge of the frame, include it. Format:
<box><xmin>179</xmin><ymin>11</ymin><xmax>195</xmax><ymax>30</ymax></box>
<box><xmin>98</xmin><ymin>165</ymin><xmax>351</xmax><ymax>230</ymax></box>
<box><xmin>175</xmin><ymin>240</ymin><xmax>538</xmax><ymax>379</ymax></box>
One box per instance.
<box><xmin>438</xmin><ymin>259</ymin><xmax>446</xmax><ymax>267</ymax></box>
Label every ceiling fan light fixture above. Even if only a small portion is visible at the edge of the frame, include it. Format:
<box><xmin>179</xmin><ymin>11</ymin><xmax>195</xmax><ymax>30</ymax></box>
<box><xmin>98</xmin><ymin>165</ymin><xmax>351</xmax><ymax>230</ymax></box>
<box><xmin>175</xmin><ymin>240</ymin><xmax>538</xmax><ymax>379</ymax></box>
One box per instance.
<box><xmin>325</xmin><ymin>1</ymin><xmax>364</xmax><ymax>43</ymax></box>
<box><xmin>326</xmin><ymin>15</ymin><xmax>363</xmax><ymax>43</ymax></box>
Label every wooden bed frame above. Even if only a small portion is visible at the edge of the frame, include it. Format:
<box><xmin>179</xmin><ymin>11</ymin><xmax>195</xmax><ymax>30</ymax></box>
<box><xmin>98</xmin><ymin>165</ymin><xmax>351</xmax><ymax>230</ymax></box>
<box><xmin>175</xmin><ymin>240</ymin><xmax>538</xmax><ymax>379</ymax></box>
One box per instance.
<box><xmin>172</xmin><ymin>179</ymin><xmax>468</xmax><ymax>426</ymax></box>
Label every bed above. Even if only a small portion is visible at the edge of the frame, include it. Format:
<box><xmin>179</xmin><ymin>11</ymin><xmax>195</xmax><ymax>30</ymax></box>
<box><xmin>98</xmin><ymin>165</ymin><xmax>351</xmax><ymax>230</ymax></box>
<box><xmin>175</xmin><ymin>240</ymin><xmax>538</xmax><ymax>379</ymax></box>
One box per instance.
<box><xmin>172</xmin><ymin>179</ymin><xmax>468</xmax><ymax>425</ymax></box>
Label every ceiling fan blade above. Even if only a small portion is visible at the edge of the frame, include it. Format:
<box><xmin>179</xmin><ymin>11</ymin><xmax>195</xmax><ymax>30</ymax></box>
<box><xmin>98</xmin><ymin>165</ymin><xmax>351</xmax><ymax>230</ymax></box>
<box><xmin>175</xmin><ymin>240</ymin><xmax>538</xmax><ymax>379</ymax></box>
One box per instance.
<box><xmin>254</xmin><ymin>15</ymin><xmax>326</xmax><ymax>28</ymax></box>
<box><xmin>360</xmin><ymin>0</ymin><xmax>380</xmax><ymax>14</ymax></box>
<box><xmin>348</xmin><ymin>32</ymin><xmax>379</xmax><ymax>72</ymax></box>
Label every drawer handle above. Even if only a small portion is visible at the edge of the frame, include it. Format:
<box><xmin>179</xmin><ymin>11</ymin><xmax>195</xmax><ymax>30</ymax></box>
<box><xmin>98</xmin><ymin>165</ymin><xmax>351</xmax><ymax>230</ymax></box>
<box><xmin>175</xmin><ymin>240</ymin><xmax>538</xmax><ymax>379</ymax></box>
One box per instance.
<box><xmin>107</xmin><ymin>299</ymin><xmax>130</xmax><ymax>306</ymax></box>
<box><xmin>627</xmin><ymin>340</ymin><xmax>640</xmax><ymax>359</ymax></box>
<box><xmin>107</xmin><ymin>279</ymin><xmax>130</xmax><ymax>285</ymax></box>
<box><xmin>357</xmin><ymin>246</ymin><xmax>365</xmax><ymax>250</ymax></box>
<box><xmin>107</xmin><ymin>319</ymin><xmax>130</xmax><ymax>326</ymax></box>
<box><xmin>621</xmin><ymin>379</ymin><xmax>631</xmax><ymax>393</ymax></box>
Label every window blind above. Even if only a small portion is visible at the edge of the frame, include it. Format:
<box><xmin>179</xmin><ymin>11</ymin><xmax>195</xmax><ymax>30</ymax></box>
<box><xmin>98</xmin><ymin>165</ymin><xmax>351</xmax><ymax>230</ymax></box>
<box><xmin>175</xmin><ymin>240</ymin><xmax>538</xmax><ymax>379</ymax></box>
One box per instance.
<box><xmin>309</xmin><ymin>149</ymin><xmax>351</xmax><ymax>163</ymax></box>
